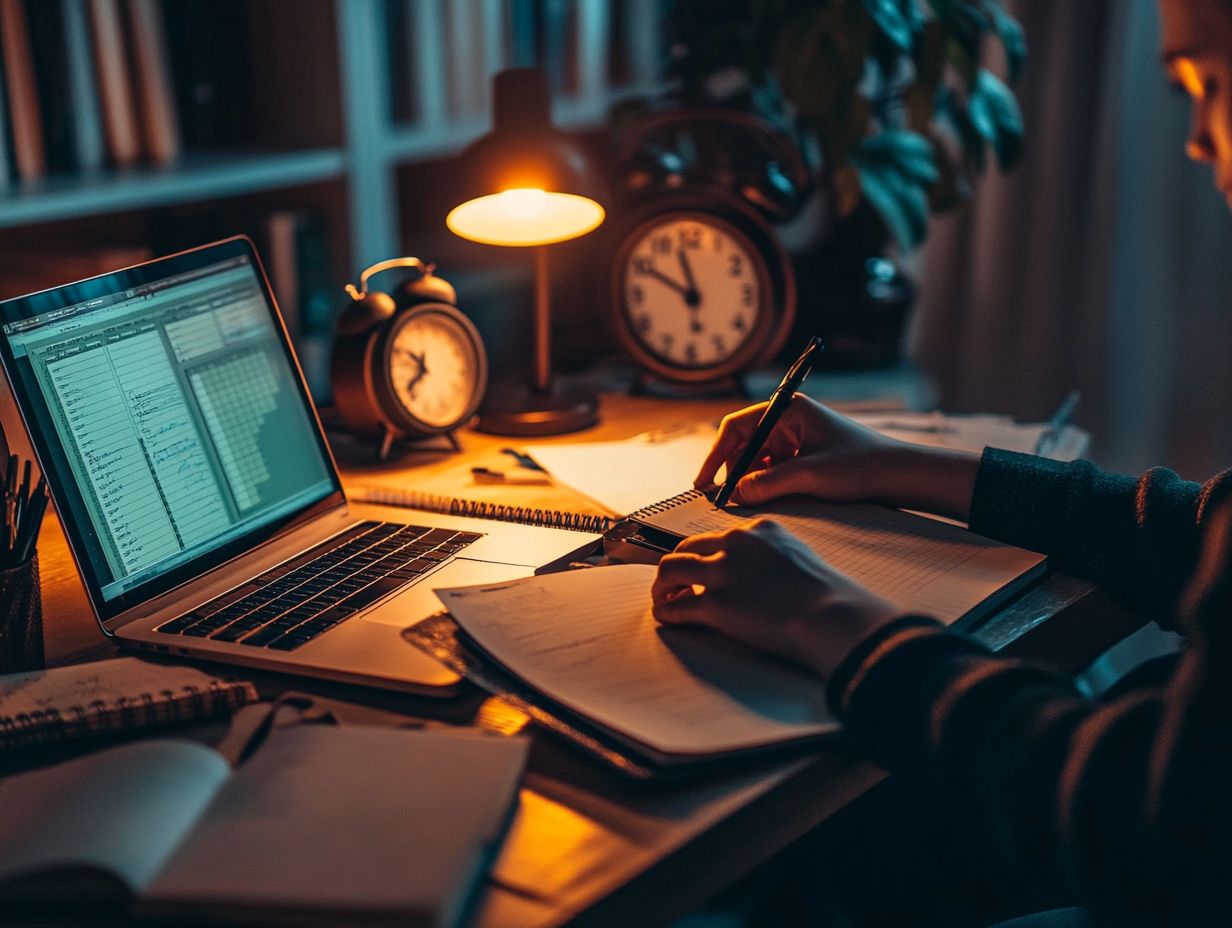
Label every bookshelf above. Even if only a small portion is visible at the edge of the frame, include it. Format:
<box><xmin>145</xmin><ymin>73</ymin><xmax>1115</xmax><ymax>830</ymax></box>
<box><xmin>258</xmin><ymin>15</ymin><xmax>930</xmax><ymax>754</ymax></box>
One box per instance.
<box><xmin>0</xmin><ymin>0</ymin><xmax>661</xmax><ymax>358</ymax></box>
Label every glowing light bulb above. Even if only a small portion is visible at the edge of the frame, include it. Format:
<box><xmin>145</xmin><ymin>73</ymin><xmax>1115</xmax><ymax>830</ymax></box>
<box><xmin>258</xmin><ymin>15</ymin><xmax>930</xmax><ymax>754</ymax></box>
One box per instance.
<box><xmin>498</xmin><ymin>188</ymin><xmax>548</xmax><ymax>219</ymax></box>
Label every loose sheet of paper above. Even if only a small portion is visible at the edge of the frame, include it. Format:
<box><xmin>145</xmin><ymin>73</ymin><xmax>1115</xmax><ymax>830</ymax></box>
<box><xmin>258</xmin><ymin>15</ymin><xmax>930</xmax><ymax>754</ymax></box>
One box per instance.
<box><xmin>852</xmin><ymin>412</ymin><xmax>1089</xmax><ymax>460</ymax></box>
<box><xmin>527</xmin><ymin>425</ymin><xmax>719</xmax><ymax>517</ymax></box>
<box><xmin>640</xmin><ymin>493</ymin><xmax>1045</xmax><ymax>625</ymax></box>
<box><xmin>436</xmin><ymin>565</ymin><xmax>836</xmax><ymax>757</ymax></box>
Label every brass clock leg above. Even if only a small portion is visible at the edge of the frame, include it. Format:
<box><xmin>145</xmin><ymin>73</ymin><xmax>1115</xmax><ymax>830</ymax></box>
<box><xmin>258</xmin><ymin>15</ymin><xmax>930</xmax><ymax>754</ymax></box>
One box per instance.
<box><xmin>378</xmin><ymin>427</ymin><xmax>396</xmax><ymax>462</ymax></box>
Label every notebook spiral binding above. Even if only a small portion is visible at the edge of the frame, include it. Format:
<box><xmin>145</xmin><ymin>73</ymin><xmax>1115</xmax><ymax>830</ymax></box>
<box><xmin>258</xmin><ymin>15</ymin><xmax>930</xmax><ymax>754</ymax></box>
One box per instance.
<box><xmin>0</xmin><ymin>679</ymin><xmax>257</xmax><ymax>750</ymax></box>
<box><xmin>628</xmin><ymin>488</ymin><xmax>705</xmax><ymax>520</ymax></box>
<box><xmin>353</xmin><ymin>488</ymin><xmax>615</xmax><ymax>534</ymax></box>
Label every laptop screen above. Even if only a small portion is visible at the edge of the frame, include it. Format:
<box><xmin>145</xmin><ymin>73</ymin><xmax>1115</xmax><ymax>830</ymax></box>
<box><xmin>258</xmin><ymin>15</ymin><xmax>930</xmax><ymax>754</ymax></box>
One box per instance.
<box><xmin>0</xmin><ymin>238</ymin><xmax>343</xmax><ymax>621</ymax></box>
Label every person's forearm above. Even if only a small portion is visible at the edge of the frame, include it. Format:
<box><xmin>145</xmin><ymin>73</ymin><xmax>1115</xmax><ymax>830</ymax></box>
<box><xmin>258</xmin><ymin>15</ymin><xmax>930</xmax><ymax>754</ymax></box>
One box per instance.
<box><xmin>871</xmin><ymin>444</ymin><xmax>981</xmax><ymax>522</ymax></box>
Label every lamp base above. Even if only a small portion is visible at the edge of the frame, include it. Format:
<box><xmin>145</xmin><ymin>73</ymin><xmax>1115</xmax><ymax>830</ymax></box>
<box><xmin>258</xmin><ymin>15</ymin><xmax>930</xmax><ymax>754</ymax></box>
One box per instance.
<box><xmin>475</xmin><ymin>383</ymin><xmax>599</xmax><ymax>436</ymax></box>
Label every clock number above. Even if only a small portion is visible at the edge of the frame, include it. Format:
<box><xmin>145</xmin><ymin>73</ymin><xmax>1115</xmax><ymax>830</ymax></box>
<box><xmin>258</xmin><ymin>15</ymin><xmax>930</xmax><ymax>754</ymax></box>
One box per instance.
<box><xmin>680</xmin><ymin>226</ymin><xmax>702</xmax><ymax>249</ymax></box>
<box><xmin>633</xmin><ymin>256</ymin><xmax>652</xmax><ymax>275</ymax></box>
<box><xmin>660</xmin><ymin>333</ymin><xmax>675</xmax><ymax>353</ymax></box>
<box><xmin>732</xmin><ymin>315</ymin><xmax>748</xmax><ymax>333</ymax></box>
<box><xmin>741</xmin><ymin>283</ymin><xmax>754</xmax><ymax>306</ymax></box>
<box><xmin>636</xmin><ymin>314</ymin><xmax>652</xmax><ymax>333</ymax></box>
<box><xmin>712</xmin><ymin>334</ymin><xmax>727</xmax><ymax>355</ymax></box>
<box><xmin>684</xmin><ymin>342</ymin><xmax>699</xmax><ymax>365</ymax></box>
<box><xmin>630</xmin><ymin>284</ymin><xmax>645</xmax><ymax>305</ymax></box>
<box><xmin>652</xmin><ymin>235</ymin><xmax>671</xmax><ymax>254</ymax></box>
<box><xmin>728</xmin><ymin>254</ymin><xmax>744</xmax><ymax>277</ymax></box>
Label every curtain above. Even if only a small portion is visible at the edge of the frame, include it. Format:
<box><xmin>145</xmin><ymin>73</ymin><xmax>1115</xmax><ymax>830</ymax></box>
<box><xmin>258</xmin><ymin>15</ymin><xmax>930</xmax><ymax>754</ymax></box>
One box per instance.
<box><xmin>911</xmin><ymin>0</ymin><xmax>1232</xmax><ymax>478</ymax></box>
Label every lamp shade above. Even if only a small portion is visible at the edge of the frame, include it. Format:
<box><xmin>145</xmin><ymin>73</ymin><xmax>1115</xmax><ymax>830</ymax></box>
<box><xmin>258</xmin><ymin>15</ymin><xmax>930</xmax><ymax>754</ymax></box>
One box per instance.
<box><xmin>445</xmin><ymin>69</ymin><xmax>605</xmax><ymax>246</ymax></box>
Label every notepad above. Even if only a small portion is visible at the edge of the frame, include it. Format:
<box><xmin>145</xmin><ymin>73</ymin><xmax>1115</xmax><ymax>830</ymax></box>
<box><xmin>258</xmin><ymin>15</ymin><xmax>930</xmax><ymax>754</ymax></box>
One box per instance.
<box><xmin>632</xmin><ymin>490</ymin><xmax>1047</xmax><ymax>626</ymax></box>
<box><xmin>435</xmin><ymin>565</ymin><xmax>837</xmax><ymax>761</ymax></box>
<box><xmin>526</xmin><ymin>424</ymin><xmax>720</xmax><ymax>517</ymax></box>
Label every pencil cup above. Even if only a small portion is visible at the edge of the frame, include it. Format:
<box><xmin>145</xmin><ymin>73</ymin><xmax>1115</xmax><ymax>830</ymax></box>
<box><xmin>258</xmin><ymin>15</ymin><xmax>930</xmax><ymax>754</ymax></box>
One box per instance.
<box><xmin>0</xmin><ymin>553</ymin><xmax>42</xmax><ymax>673</ymax></box>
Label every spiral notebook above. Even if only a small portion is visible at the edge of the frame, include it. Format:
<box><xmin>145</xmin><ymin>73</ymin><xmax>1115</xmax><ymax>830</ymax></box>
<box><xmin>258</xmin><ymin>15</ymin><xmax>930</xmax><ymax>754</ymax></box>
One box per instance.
<box><xmin>350</xmin><ymin>486</ymin><xmax>616</xmax><ymax>534</ymax></box>
<box><xmin>0</xmin><ymin>657</ymin><xmax>257</xmax><ymax>752</ymax></box>
<box><xmin>627</xmin><ymin>489</ymin><xmax>1048</xmax><ymax>628</ymax></box>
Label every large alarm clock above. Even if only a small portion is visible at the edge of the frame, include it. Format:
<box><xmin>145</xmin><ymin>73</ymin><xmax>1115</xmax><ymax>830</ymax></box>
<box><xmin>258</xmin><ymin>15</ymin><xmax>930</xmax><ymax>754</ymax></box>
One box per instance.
<box><xmin>330</xmin><ymin>258</ymin><xmax>488</xmax><ymax>459</ymax></box>
<box><xmin>609</xmin><ymin>195</ymin><xmax>796</xmax><ymax>386</ymax></box>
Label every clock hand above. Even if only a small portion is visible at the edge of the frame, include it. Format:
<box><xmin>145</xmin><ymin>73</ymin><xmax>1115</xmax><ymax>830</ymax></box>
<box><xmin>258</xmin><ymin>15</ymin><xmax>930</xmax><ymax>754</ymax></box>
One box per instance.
<box><xmin>404</xmin><ymin>351</ymin><xmax>428</xmax><ymax>394</ymax></box>
<box><xmin>644</xmin><ymin>266</ymin><xmax>690</xmax><ymax>297</ymax></box>
<box><xmin>676</xmin><ymin>250</ymin><xmax>703</xmax><ymax>332</ymax></box>
<box><xmin>677</xmin><ymin>249</ymin><xmax>701</xmax><ymax>304</ymax></box>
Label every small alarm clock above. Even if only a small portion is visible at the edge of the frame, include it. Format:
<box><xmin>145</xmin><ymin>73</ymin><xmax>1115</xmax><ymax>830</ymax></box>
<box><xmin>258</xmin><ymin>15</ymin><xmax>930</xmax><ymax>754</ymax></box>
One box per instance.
<box><xmin>330</xmin><ymin>258</ymin><xmax>488</xmax><ymax>460</ymax></box>
<box><xmin>607</xmin><ymin>109</ymin><xmax>805</xmax><ymax>389</ymax></box>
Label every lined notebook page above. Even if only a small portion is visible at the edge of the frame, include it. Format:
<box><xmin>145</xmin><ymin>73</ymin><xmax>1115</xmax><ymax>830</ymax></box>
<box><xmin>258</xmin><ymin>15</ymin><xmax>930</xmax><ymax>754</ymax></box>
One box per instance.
<box><xmin>435</xmin><ymin>565</ymin><xmax>836</xmax><ymax>757</ymax></box>
<box><xmin>638</xmin><ymin>492</ymin><xmax>1046</xmax><ymax>625</ymax></box>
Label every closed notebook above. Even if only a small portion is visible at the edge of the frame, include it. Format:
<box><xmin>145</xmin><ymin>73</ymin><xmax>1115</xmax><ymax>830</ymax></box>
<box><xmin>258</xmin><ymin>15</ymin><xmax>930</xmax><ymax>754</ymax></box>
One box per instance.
<box><xmin>0</xmin><ymin>725</ymin><xmax>528</xmax><ymax>927</ymax></box>
<box><xmin>0</xmin><ymin>657</ymin><xmax>256</xmax><ymax>751</ymax></box>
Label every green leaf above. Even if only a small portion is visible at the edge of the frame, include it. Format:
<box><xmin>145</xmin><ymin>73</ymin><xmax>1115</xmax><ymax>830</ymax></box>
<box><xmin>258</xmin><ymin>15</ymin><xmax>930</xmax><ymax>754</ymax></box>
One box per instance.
<box><xmin>854</xmin><ymin>130</ymin><xmax>939</xmax><ymax>184</ymax></box>
<box><xmin>935</xmin><ymin>86</ymin><xmax>986</xmax><ymax>172</ymax></box>
<box><xmin>863</xmin><ymin>0</ymin><xmax>914</xmax><ymax>51</ymax></box>
<box><xmin>850</xmin><ymin>132</ymin><xmax>936</xmax><ymax>251</ymax></box>
<box><xmin>979</xmin><ymin>0</ymin><xmax>1026</xmax><ymax>83</ymax></box>
<box><xmin>969</xmin><ymin>68</ymin><xmax>1024</xmax><ymax>169</ymax></box>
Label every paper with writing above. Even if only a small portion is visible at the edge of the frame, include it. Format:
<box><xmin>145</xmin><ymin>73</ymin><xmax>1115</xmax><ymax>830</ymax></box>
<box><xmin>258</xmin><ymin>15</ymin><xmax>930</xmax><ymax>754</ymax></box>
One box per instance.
<box><xmin>637</xmin><ymin>492</ymin><xmax>1045</xmax><ymax>625</ymax></box>
<box><xmin>436</xmin><ymin>565</ymin><xmax>836</xmax><ymax>757</ymax></box>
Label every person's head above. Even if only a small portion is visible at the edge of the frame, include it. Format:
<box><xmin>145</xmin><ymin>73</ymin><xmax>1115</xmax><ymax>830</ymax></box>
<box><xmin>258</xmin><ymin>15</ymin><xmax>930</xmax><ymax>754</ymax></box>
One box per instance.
<box><xmin>1159</xmin><ymin>0</ymin><xmax>1232</xmax><ymax>206</ymax></box>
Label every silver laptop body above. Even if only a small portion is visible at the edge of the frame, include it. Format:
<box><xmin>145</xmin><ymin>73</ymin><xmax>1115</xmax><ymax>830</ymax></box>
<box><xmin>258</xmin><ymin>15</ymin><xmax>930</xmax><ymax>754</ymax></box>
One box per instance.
<box><xmin>0</xmin><ymin>238</ymin><xmax>598</xmax><ymax>695</ymax></box>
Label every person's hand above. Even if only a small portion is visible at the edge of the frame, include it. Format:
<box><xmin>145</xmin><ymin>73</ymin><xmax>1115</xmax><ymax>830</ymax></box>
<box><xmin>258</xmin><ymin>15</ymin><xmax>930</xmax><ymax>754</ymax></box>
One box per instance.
<box><xmin>696</xmin><ymin>394</ymin><xmax>981</xmax><ymax>521</ymax></box>
<box><xmin>650</xmin><ymin>519</ymin><xmax>904</xmax><ymax>679</ymax></box>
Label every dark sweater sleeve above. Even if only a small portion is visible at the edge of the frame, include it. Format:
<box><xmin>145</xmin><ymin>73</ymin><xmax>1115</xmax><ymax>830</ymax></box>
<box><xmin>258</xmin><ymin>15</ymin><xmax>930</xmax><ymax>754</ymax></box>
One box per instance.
<box><xmin>826</xmin><ymin>470</ymin><xmax>1232</xmax><ymax>926</ymax></box>
<box><xmin>969</xmin><ymin>449</ymin><xmax>1229</xmax><ymax>624</ymax></box>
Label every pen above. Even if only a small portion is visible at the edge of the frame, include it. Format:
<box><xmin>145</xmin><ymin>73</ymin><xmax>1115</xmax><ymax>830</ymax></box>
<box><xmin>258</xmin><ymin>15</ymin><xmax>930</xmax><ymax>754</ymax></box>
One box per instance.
<box><xmin>713</xmin><ymin>337</ymin><xmax>824</xmax><ymax>508</ymax></box>
<box><xmin>1034</xmin><ymin>389</ymin><xmax>1081</xmax><ymax>456</ymax></box>
<box><xmin>17</xmin><ymin>481</ymin><xmax>48</xmax><ymax>565</ymax></box>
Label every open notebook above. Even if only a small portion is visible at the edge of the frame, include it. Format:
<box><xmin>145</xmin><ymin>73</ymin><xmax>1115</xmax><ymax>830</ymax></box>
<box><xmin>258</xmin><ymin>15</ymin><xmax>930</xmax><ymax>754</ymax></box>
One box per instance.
<box><xmin>628</xmin><ymin>489</ymin><xmax>1047</xmax><ymax>627</ymax></box>
<box><xmin>432</xmin><ymin>483</ymin><xmax>1046</xmax><ymax>771</ymax></box>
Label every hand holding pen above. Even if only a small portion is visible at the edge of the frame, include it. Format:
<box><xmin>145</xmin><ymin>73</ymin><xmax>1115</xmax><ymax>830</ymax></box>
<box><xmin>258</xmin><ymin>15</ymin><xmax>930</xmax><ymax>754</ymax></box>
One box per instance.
<box><xmin>712</xmin><ymin>337</ymin><xmax>824</xmax><ymax>508</ymax></box>
<box><xmin>2</xmin><ymin>454</ymin><xmax>48</xmax><ymax>569</ymax></box>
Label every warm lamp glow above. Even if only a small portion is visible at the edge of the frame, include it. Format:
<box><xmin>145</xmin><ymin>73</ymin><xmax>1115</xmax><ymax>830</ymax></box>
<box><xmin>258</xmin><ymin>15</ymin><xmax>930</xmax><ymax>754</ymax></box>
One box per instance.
<box><xmin>498</xmin><ymin>187</ymin><xmax>548</xmax><ymax>218</ymax></box>
<box><xmin>446</xmin><ymin>190</ymin><xmax>605</xmax><ymax>246</ymax></box>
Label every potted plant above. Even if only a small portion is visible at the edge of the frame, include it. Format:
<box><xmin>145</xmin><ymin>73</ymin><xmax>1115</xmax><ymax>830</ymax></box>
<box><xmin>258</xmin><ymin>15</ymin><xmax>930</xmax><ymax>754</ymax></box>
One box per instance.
<box><xmin>659</xmin><ymin>0</ymin><xmax>1026</xmax><ymax>367</ymax></box>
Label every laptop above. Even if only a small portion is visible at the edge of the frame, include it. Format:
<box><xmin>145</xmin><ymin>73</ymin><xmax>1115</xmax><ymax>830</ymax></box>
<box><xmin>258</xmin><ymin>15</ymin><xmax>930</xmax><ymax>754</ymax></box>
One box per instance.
<box><xmin>0</xmin><ymin>237</ymin><xmax>600</xmax><ymax>694</ymax></box>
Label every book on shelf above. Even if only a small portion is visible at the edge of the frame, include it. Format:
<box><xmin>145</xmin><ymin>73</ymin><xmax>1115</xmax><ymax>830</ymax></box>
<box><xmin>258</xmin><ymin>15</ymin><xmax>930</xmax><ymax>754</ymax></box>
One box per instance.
<box><xmin>0</xmin><ymin>657</ymin><xmax>256</xmax><ymax>751</ymax></box>
<box><xmin>25</xmin><ymin>0</ymin><xmax>76</xmax><ymax>174</ymax></box>
<box><xmin>264</xmin><ymin>209</ymin><xmax>335</xmax><ymax>342</ymax></box>
<box><xmin>59</xmin><ymin>0</ymin><xmax>108</xmax><ymax>173</ymax></box>
<box><xmin>0</xmin><ymin>21</ymin><xmax>12</xmax><ymax>191</ymax></box>
<box><xmin>87</xmin><ymin>0</ymin><xmax>141</xmax><ymax>168</ymax></box>
<box><xmin>124</xmin><ymin>0</ymin><xmax>180</xmax><ymax>165</ymax></box>
<box><xmin>0</xmin><ymin>725</ymin><xmax>529</xmax><ymax>927</ymax></box>
<box><xmin>0</xmin><ymin>0</ymin><xmax>47</xmax><ymax>181</ymax></box>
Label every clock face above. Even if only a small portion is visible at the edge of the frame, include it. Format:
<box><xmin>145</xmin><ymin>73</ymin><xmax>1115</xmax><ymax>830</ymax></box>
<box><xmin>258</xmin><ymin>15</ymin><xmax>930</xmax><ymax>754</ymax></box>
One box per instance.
<box><xmin>385</xmin><ymin>308</ymin><xmax>483</xmax><ymax>430</ymax></box>
<box><xmin>620</xmin><ymin>214</ymin><xmax>765</xmax><ymax>370</ymax></box>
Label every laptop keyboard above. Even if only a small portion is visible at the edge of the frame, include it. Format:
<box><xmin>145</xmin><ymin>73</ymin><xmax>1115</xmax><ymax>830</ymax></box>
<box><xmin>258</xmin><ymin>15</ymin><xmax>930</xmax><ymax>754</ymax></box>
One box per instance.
<box><xmin>155</xmin><ymin>521</ymin><xmax>481</xmax><ymax>651</ymax></box>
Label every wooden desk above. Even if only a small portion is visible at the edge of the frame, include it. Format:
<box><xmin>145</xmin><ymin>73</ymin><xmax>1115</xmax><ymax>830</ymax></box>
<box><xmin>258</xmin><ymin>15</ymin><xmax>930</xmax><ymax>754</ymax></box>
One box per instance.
<box><xmin>32</xmin><ymin>392</ymin><xmax>1138</xmax><ymax>928</ymax></box>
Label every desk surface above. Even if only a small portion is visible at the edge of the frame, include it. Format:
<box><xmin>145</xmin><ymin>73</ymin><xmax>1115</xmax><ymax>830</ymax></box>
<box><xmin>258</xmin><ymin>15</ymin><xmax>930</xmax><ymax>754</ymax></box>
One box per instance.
<box><xmin>32</xmin><ymin>391</ymin><xmax>1136</xmax><ymax>928</ymax></box>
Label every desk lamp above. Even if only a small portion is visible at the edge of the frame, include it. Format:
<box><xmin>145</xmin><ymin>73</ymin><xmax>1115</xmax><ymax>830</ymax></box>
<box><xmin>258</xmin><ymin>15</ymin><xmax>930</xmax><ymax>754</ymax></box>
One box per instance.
<box><xmin>446</xmin><ymin>68</ymin><xmax>605</xmax><ymax>435</ymax></box>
